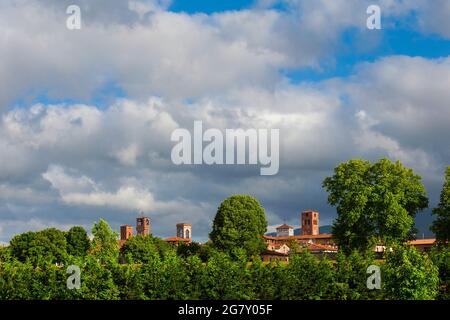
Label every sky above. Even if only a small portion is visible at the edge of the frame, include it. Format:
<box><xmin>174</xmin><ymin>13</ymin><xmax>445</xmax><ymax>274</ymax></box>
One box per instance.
<box><xmin>0</xmin><ymin>0</ymin><xmax>450</xmax><ymax>243</ymax></box>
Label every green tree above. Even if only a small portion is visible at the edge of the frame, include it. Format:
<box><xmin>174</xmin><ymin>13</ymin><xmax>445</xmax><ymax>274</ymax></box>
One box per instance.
<box><xmin>91</xmin><ymin>219</ymin><xmax>119</xmax><ymax>263</ymax></box>
<box><xmin>248</xmin><ymin>257</ymin><xmax>279</xmax><ymax>299</ymax></box>
<box><xmin>0</xmin><ymin>245</ymin><xmax>11</xmax><ymax>262</ymax></box>
<box><xmin>112</xmin><ymin>263</ymin><xmax>146</xmax><ymax>299</ymax></box>
<box><xmin>9</xmin><ymin>228</ymin><xmax>68</xmax><ymax>266</ymax></box>
<box><xmin>430</xmin><ymin>246</ymin><xmax>450</xmax><ymax>300</ymax></box>
<box><xmin>122</xmin><ymin>235</ymin><xmax>174</xmax><ymax>264</ymax></box>
<box><xmin>210</xmin><ymin>195</ymin><xmax>267</xmax><ymax>257</ymax></box>
<box><xmin>66</xmin><ymin>226</ymin><xmax>90</xmax><ymax>257</ymax></box>
<box><xmin>279</xmin><ymin>250</ymin><xmax>335</xmax><ymax>299</ymax></box>
<box><xmin>177</xmin><ymin>242</ymin><xmax>215</xmax><ymax>262</ymax></box>
<box><xmin>323</xmin><ymin>158</ymin><xmax>428</xmax><ymax>254</ymax></box>
<box><xmin>78</xmin><ymin>255</ymin><xmax>120</xmax><ymax>299</ymax></box>
<box><xmin>383</xmin><ymin>245</ymin><xmax>439</xmax><ymax>300</ymax></box>
<box><xmin>334</xmin><ymin>250</ymin><xmax>381</xmax><ymax>300</ymax></box>
<box><xmin>431</xmin><ymin>166</ymin><xmax>450</xmax><ymax>245</ymax></box>
<box><xmin>202</xmin><ymin>250</ymin><xmax>254</xmax><ymax>299</ymax></box>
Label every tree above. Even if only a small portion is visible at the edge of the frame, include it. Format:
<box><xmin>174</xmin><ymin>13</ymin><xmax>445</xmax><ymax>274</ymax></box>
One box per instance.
<box><xmin>334</xmin><ymin>250</ymin><xmax>381</xmax><ymax>300</ymax></box>
<box><xmin>209</xmin><ymin>195</ymin><xmax>267</xmax><ymax>257</ymax></box>
<box><xmin>9</xmin><ymin>228</ymin><xmax>68</xmax><ymax>266</ymax></box>
<box><xmin>0</xmin><ymin>245</ymin><xmax>11</xmax><ymax>262</ymax></box>
<box><xmin>78</xmin><ymin>255</ymin><xmax>120</xmax><ymax>300</ymax></box>
<box><xmin>202</xmin><ymin>250</ymin><xmax>254</xmax><ymax>299</ymax></box>
<box><xmin>383</xmin><ymin>245</ymin><xmax>439</xmax><ymax>300</ymax></box>
<box><xmin>248</xmin><ymin>257</ymin><xmax>279</xmax><ymax>300</ymax></box>
<box><xmin>279</xmin><ymin>250</ymin><xmax>335</xmax><ymax>300</ymax></box>
<box><xmin>66</xmin><ymin>226</ymin><xmax>90</xmax><ymax>257</ymax></box>
<box><xmin>430</xmin><ymin>246</ymin><xmax>450</xmax><ymax>300</ymax></box>
<box><xmin>176</xmin><ymin>242</ymin><xmax>215</xmax><ymax>262</ymax></box>
<box><xmin>122</xmin><ymin>235</ymin><xmax>174</xmax><ymax>264</ymax></box>
<box><xmin>431</xmin><ymin>166</ymin><xmax>450</xmax><ymax>245</ymax></box>
<box><xmin>323</xmin><ymin>158</ymin><xmax>428</xmax><ymax>254</ymax></box>
<box><xmin>91</xmin><ymin>219</ymin><xmax>119</xmax><ymax>263</ymax></box>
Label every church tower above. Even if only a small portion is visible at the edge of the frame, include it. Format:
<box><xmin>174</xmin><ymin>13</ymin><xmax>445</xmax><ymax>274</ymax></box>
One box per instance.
<box><xmin>136</xmin><ymin>215</ymin><xmax>151</xmax><ymax>236</ymax></box>
<box><xmin>176</xmin><ymin>223</ymin><xmax>192</xmax><ymax>239</ymax></box>
<box><xmin>301</xmin><ymin>210</ymin><xmax>319</xmax><ymax>236</ymax></box>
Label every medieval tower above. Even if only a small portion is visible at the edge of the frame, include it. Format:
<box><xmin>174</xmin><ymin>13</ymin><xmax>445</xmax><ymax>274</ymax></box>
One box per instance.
<box><xmin>301</xmin><ymin>210</ymin><xmax>319</xmax><ymax>236</ymax></box>
<box><xmin>176</xmin><ymin>223</ymin><xmax>192</xmax><ymax>239</ymax></box>
<box><xmin>136</xmin><ymin>216</ymin><xmax>151</xmax><ymax>236</ymax></box>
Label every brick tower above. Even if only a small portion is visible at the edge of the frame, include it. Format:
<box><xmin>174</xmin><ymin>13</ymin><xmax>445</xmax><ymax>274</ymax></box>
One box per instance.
<box><xmin>301</xmin><ymin>210</ymin><xmax>319</xmax><ymax>236</ymax></box>
<box><xmin>120</xmin><ymin>225</ymin><xmax>133</xmax><ymax>241</ymax></box>
<box><xmin>136</xmin><ymin>216</ymin><xmax>151</xmax><ymax>236</ymax></box>
<box><xmin>176</xmin><ymin>223</ymin><xmax>192</xmax><ymax>239</ymax></box>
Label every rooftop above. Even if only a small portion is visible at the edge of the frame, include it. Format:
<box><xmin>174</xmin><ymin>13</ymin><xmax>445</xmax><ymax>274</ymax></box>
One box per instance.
<box><xmin>264</xmin><ymin>233</ymin><xmax>333</xmax><ymax>241</ymax></box>
<box><xmin>165</xmin><ymin>236</ymin><xmax>191</xmax><ymax>242</ymax></box>
<box><xmin>276</xmin><ymin>224</ymin><xmax>294</xmax><ymax>230</ymax></box>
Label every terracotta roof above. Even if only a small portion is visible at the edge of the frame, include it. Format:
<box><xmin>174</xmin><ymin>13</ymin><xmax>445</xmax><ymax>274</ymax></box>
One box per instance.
<box><xmin>276</xmin><ymin>224</ymin><xmax>294</xmax><ymax>229</ymax></box>
<box><xmin>408</xmin><ymin>239</ymin><xmax>436</xmax><ymax>245</ymax></box>
<box><xmin>165</xmin><ymin>237</ymin><xmax>191</xmax><ymax>242</ymax></box>
<box><xmin>264</xmin><ymin>233</ymin><xmax>333</xmax><ymax>240</ymax></box>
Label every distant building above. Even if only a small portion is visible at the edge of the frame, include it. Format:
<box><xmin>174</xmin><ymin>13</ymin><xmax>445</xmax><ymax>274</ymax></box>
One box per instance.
<box><xmin>177</xmin><ymin>223</ymin><xmax>192</xmax><ymax>240</ymax></box>
<box><xmin>120</xmin><ymin>225</ymin><xmax>133</xmax><ymax>241</ymax></box>
<box><xmin>136</xmin><ymin>216</ymin><xmax>151</xmax><ymax>236</ymax></box>
<box><xmin>264</xmin><ymin>210</ymin><xmax>335</xmax><ymax>260</ymax></box>
<box><xmin>408</xmin><ymin>239</ymin><xmax>435</xmax><ymax>252</ymax></box>
<box><xmin>165</xmin><ymin>223</ymin><xmax>192</xmax><ymax>245</ymax></box>
<box><xmin>375</xmin><ymin>239</ymin><xmax>436</xmax><ymax>254</ymax></box>
<box><xmin>301</xmin><ymin>210</ymin><xmax>319</xmax><ymax>236</ymax></box>
<box><xmin>267</xmin><ymin>242</ymin><xmax>291</xmax><ymax>254</ymax></box>
<box><xmin>261</xmin><ymin>250</ymin><xmax>289</xmax><ymax>263</ymax></box>
<box><xmin>276</xmin><ymin>224</ymin><xmax>294</xmax><ymax>237</ymax></box>
<box><xmin>264</xmin><ymin>233</ymin><xmax>334</xmax><ymax>245</ymax></box>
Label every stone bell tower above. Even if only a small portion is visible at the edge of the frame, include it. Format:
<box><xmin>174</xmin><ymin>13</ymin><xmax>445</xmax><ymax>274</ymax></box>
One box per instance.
<box><xmin>136</xmin><ymin>215</ymin><xmax>151</xmax><ymax>236</ymax></box>
<box><xmin>301</xmin><ymin>210</ymin><xmax>319</xmax><ymax>236</ymax></box>
<box><xmin>176</xmin><ymin>223</ymin><xmax>192</xmax><ymax>239</ymax></box>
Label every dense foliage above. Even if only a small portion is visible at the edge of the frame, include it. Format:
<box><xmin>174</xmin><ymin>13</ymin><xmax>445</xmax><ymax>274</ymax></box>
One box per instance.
<box><xmin>209</xmin><ymin>195</ymin><xmax>267</xmax><ymax>258</ymax></box>
<box><xmin>431</xmin><ymin>166</ymin><xmax>450</xmax><ymax>245</ymax></box>
<box><xmin>323</xmin><ymin>158</ymin><xmax>428</xmax><ymax>254</ymax></box>
<box><xmin>383</xmin><ymin>245</ymin><xmax>439</xmax><ymax>300</ymax></box>
<box><xmin>0</xmin><ymin>221</ymin><xmax>447</xmax><ymax>300</ymax></box>
<box><xmin>0</xmin><ymin>160</ymin><xmax>449</xmax><ymax>300</ymax></box>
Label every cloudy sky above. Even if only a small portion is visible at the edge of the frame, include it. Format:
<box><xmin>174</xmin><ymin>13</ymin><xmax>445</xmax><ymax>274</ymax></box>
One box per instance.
<box><xmin>0</xmin><ymin>0</ymin><xmax>449</xmax><ymax>243</ymax></box>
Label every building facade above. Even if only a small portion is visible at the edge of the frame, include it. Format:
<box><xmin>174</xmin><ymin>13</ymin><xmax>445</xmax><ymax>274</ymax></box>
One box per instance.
<box><xmin>176</xmin><ymin>223</ymin><xmax>192</xmax><ymax>240</ymax></box>
<box><xmin>120</xmin><ymin>225</ymin><xmax>133</xmax><ymax>241</ymax></box>
<box><xmin>136</xmin><ymin>216</ymin><xmax>151</xmax><ymax>236</ymax></box>
<box><xmin>301</xmin><ymin>210</ymin><xmax>319</xmax><ymax>236</ymax></box>
<box><xmin>276</xmin><ymin>224</ymin><xmax>294</xmax><ymax>237</ymax></box>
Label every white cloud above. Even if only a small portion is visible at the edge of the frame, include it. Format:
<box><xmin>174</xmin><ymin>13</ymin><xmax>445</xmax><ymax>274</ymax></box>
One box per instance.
<box><xmin>0</xmin><ymin>1</ymin><xmax>449</xmax><ymax>242</ymax></box>
<box><xmin>113</xmin><ymin>144</ymin><xmax>140</xmax><ymax>167</ymax></box>
<box><xmin>42</xmin><ymin>165</ymin><xmax>156</xmax><ymax>211</ymax></box>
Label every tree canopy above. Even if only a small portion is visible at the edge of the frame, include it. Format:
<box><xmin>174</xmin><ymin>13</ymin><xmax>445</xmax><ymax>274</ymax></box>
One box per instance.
<box><xmin>9</xmin><ymin>228</ymin><xmax>68</xmax><ymax>266</ymax></box>
<box><xmin>91</xmin><ymin>219</ymin><xmax>119</xmax><ymax>263</ymax></box>
<box><xmin>66</xmin><ymin>226</ymin><xmax>90</xmax><ymax>257</ymax></box>
<box><xmin>122</xmin><ymin>234</ymin><xmax>174</xmax><ymax>264</ymax></box>
<box><xmin>431</xmin><ymin>166</ymin><xmax>450</xmax><ymax>245</ymax></box>
<box><xmin>323</xmin><ymin>158</ymin><xmax>428</xmax><ymax>254</ymax></box>
<box><xmin>383</xmin><ymin>245</ymin><xmax>439</xmax><ymax>300</ymax></box>
<box><xmin>209</xmin><ymin>195</ymin><xmax>267</xmax><ymax>257</ymax></box>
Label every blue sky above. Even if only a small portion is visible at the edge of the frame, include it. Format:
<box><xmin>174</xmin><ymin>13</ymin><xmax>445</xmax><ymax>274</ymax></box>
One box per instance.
<box><xmin>11</xmin><ymin>1</ymin><xmax>450</xmax><ymax>108</ymax></box>
<box><xmin>0</xmin><ymin>0</ymin><xmax>450</xmax><ymax>243</ymax></box>
<box><xmin>170</xmin><ymin>0</ymin><xmax>255</xmax><ymax>13</ymax></box>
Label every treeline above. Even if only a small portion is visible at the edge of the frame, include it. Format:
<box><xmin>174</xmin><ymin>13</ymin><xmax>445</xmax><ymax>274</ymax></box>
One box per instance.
<box><xmin>0</xmin><ymin>218</ymin><xmax>448</xmax><ymax>300</ymax></box>
<box><xmin>0</xmin><ymin>159</ymin><xmax>449</xmax><ymax>300</ymax></box>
